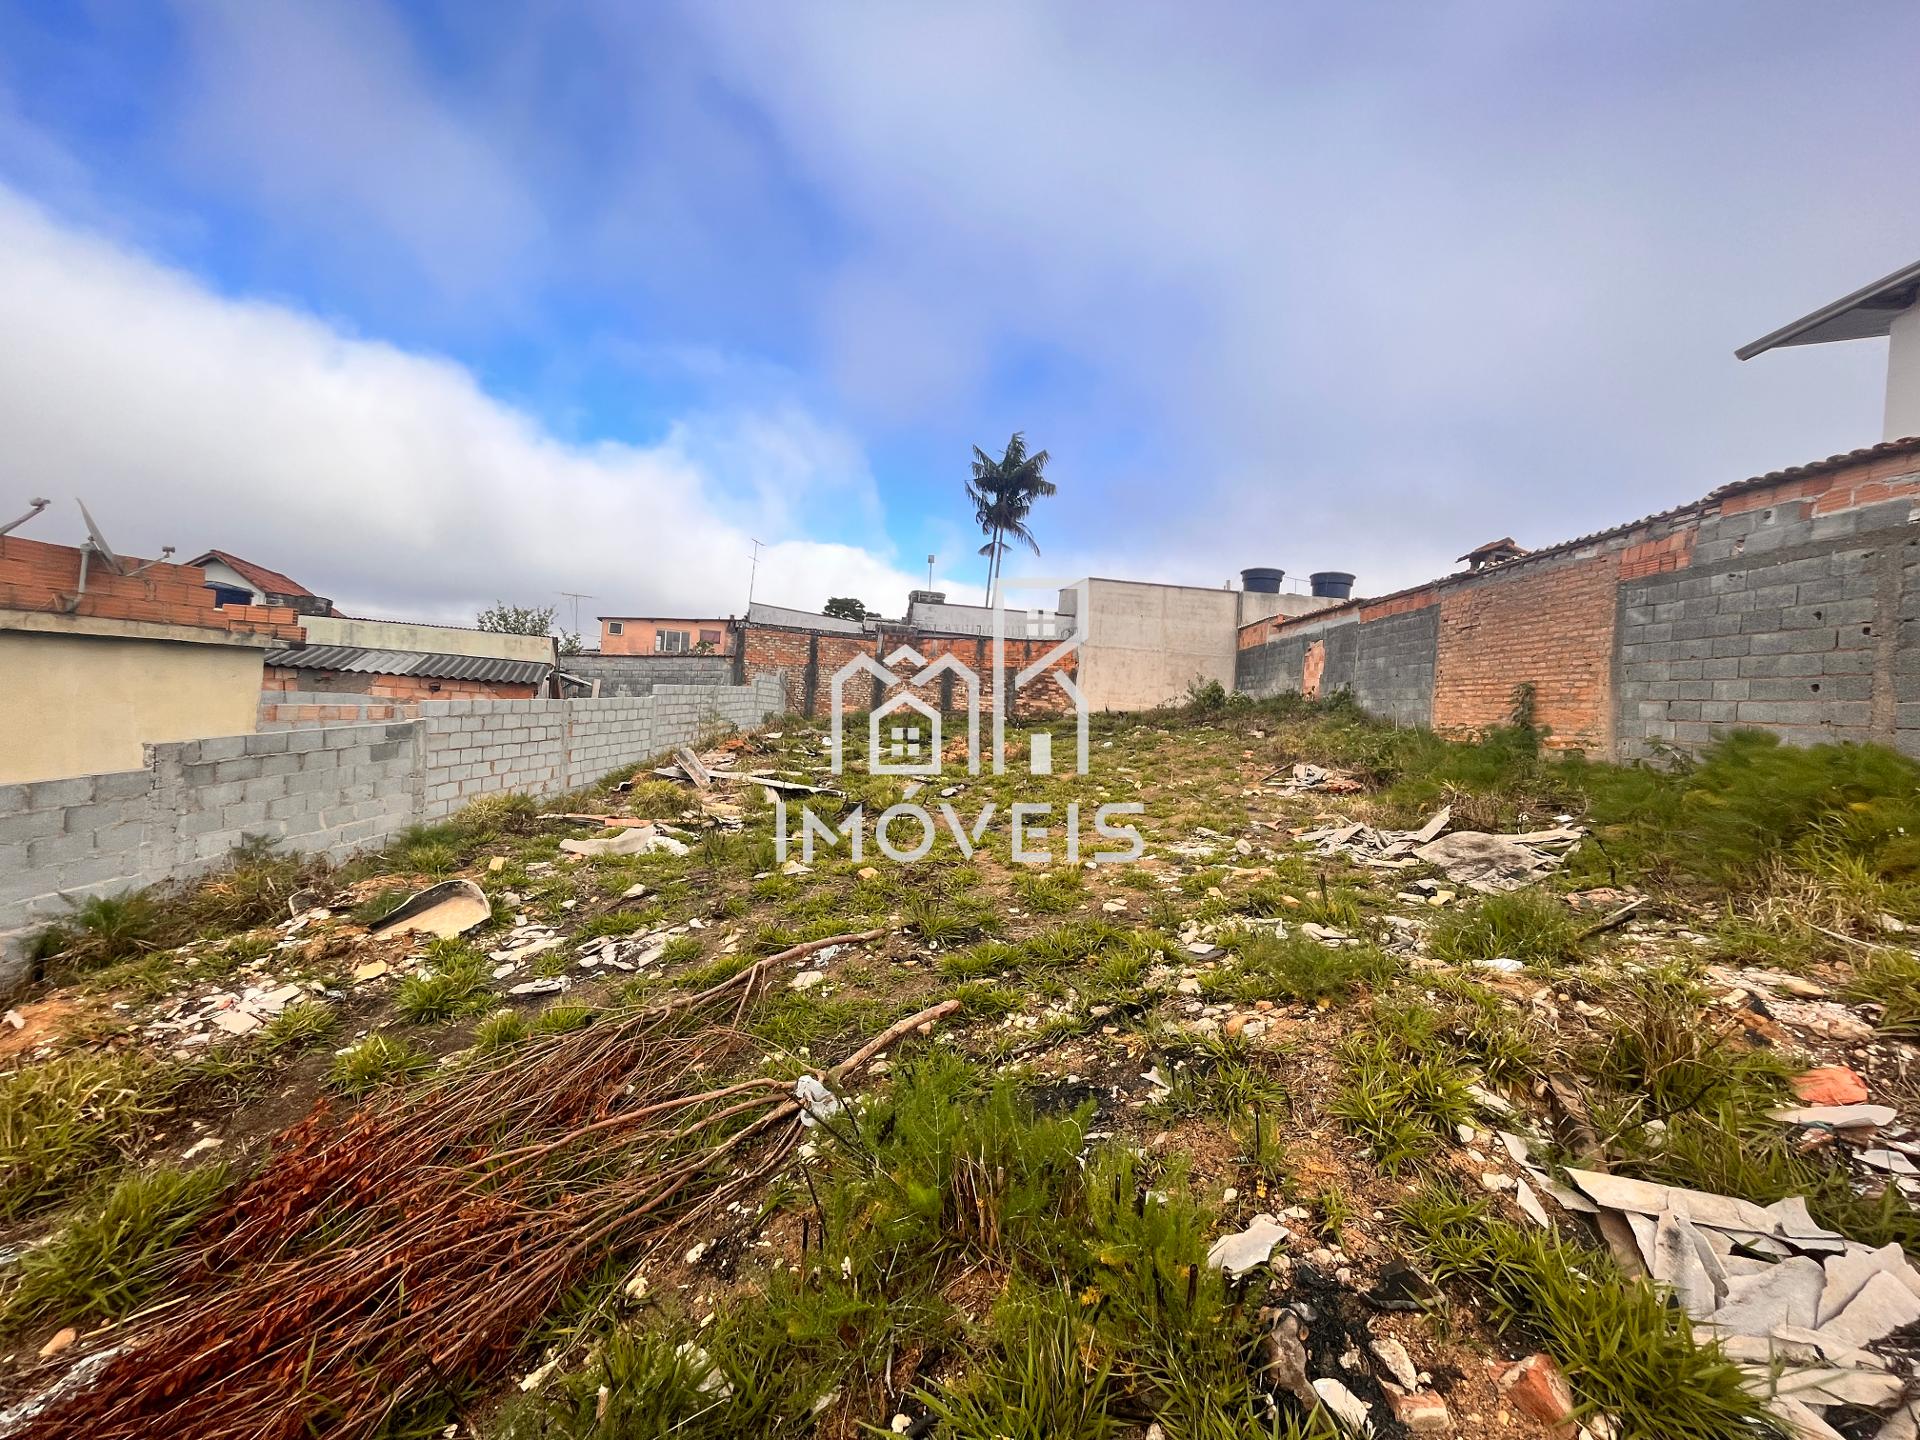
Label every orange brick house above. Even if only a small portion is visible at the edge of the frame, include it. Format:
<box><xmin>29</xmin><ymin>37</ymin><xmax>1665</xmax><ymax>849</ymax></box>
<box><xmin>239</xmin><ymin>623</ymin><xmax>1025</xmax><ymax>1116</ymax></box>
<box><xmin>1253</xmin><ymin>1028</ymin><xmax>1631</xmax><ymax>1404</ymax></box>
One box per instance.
<box><xmin>599</xmin><ymin>616</ymin><xmax>734</xmax><ymax>655</ymax></box>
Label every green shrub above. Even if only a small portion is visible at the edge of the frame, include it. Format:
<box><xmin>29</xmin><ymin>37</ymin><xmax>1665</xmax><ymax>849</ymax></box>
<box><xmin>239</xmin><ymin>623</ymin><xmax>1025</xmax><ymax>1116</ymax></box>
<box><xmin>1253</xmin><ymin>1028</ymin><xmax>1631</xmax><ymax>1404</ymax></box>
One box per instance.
<box><xmin>0</xmin><ymin>1053</ymin><xmax>164</xmax><ymax>1219</ymax></box>
<box><xmin>327</xmin><ymin>1034</ymin><xmax>433</xmax><ymax>1095</ymax></box>
<box><xmin>2</xmin><ymin>1163</ymin><xmax>228</xmax><ymax>1328</ymax></box>
<box><xmin>1430</xmin><ymin>889</ymin><xmax>1584</xmax><ymax>968</ymax></box>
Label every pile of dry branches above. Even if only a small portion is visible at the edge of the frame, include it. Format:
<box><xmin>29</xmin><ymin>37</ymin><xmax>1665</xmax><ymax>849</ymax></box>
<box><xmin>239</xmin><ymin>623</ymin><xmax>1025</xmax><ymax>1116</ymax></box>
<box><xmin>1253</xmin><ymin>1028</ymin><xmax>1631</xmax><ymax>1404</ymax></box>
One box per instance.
<box><xmin>14</xmin><ymin>930</ymin><xmax>951</xmax><ymax>1440</ymax></box>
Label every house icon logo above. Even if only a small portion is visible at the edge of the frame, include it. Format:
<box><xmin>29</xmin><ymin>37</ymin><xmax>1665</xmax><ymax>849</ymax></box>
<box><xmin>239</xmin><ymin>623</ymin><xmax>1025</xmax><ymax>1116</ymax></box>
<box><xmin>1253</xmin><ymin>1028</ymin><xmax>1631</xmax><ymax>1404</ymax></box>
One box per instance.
<box><xmin>827</xmin><ymin>578</ymin><xmax>1088</xmax><ymax>778</ymax></box>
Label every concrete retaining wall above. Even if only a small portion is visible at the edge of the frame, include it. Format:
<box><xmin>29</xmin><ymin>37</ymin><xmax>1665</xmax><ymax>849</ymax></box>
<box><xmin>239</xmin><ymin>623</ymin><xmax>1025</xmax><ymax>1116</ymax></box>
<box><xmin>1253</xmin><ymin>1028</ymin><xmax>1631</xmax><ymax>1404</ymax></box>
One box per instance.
<box><xmin>0</xmin><ymin>674</ymin><xmax>786</xmax><ymax>991</ymax></box>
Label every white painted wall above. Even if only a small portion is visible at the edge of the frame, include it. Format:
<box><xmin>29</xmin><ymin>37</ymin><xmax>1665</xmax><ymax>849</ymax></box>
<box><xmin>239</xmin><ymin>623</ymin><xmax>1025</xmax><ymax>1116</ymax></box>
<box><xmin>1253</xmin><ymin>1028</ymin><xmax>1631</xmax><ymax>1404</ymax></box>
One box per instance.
<box><xmin>197</xmin><ymin>558</ymin><xmax>260</xmax><ymax>602</ymax></box>
<box><xmin>1888</xmin><ymin>304</ymin><xmax>1920</xmax><ymax>442</ymax></box>
<box><xmin>1077</xmin><ymin>579</ymin><xmax>1240</xmax><ymax>710</ymax></box>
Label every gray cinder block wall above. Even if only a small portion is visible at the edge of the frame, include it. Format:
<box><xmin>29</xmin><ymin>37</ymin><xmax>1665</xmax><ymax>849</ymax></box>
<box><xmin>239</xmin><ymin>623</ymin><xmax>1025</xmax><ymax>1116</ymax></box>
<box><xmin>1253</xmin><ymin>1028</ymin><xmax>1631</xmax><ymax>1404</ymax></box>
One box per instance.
<box><xmin>563</xmin><ymin>653</ymin><xmax>734</xmax><ymax>696</ymax></box>
<box><xmin>1234</xmin><ymin>440</ymin><xmax>1920</xmax><ymax>760</ymax></box>
<box><xmin>0</xmin><ymin>673</ymin><xmax>787</xmax><ymax>992</ymax></box>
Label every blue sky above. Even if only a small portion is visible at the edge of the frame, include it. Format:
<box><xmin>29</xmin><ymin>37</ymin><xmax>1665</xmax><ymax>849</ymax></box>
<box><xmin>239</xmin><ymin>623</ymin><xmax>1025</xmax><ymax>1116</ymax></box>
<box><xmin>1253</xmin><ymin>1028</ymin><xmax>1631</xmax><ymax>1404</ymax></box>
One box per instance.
<box><xmin>0</xmin><ymin>2</ymin><xmax>1916</xmax><ymax>623</ymax></box>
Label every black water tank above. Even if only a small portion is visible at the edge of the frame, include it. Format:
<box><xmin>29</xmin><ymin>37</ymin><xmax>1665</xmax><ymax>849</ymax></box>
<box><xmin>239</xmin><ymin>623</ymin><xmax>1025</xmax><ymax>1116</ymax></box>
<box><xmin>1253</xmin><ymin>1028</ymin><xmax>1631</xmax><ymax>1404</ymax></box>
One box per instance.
<box><xmin>1310</xmin><ymin>571</ymin><xmax>1356</xmax><ymax>599</ymax></box>
<box><xmin>1240</xmin><ymin>567</ymin><xmax>1285</xmax><ymax>594</ymax></box>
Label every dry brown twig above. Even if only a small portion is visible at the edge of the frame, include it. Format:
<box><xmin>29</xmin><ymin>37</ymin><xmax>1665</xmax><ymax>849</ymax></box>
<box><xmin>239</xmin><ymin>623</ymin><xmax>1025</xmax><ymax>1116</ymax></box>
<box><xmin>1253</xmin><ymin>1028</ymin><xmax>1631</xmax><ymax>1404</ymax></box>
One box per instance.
<box><xmin>6</xmin><ymin>930</ymin><xmax>948</xmax><ymax>1440</ymax></box>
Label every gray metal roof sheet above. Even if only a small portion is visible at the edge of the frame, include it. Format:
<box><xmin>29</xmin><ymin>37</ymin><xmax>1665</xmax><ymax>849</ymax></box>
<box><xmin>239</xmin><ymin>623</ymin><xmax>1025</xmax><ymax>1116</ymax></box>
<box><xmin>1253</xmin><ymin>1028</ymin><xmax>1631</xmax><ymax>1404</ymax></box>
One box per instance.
<box><xmin>264</xmin><ymin>644</ymin><xmax>550</xmax><ymax>685</ymax></box>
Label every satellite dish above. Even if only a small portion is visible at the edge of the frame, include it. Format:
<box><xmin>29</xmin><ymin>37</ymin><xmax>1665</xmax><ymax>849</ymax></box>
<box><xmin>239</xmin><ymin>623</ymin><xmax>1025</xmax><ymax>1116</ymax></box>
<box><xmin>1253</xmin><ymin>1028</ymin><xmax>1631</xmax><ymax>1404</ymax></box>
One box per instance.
<box><xmin>77</xmin><ymin>499</ymin><xmax>124</xmax><ymax>574</ymax></box>
<box><xmin>59</xmin><ymin>500</ymin><xmax>175</xmax><ymax>611</ymax></box>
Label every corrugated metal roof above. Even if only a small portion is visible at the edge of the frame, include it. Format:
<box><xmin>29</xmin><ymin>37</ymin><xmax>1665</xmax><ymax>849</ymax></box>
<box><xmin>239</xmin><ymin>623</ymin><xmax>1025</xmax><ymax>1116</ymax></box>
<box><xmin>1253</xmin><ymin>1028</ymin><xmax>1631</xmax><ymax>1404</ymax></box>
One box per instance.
<box><xmin>264</xmin><ymin>644</ymin><xmax>551</xmax><ymax>685</ymax></box>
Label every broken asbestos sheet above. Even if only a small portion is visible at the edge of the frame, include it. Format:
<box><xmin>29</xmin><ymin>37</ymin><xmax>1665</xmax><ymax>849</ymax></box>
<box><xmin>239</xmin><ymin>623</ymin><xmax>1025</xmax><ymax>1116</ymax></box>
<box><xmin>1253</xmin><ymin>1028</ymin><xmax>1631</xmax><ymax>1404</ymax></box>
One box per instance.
<box><xmin>366</xmin><ymin>879</ymin><xmax>491</xmax><ymax>938</ymax></box>
<box><xmin>1561</xmin><ymin>1168</ymin><xmax>1920</xmax><ymax>1435</ymax></box>
<box><xmin>558</xmin><ymin>824</ymin><xmax>690</xmax><ymax>858</ymax></box>
<box><xmin>1296</xmin><ymin>807</ymin><xmax>1584</xmax><ymax>891</ymax></box>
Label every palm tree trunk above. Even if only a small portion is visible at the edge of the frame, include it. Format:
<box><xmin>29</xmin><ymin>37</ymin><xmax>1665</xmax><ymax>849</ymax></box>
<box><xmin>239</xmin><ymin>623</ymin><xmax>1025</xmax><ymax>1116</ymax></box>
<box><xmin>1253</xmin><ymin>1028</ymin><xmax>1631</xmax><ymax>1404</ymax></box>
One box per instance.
<box><xmin>985</xmin><ymin>525</ymin><xmax>1003</xmax><ymax>606</ymax></box>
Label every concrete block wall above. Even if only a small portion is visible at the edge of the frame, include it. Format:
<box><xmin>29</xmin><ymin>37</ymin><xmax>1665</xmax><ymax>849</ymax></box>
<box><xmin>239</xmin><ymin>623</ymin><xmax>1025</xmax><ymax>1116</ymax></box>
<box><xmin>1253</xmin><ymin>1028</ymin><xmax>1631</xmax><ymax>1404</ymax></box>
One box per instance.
<box><xmin>564</xmin><ymin>654</ymin><xmax>734</xmax><ymax>696</ymax></box>
<box><xmin>1235</xmin><ymin>439</ymin><xmax>1920</xmax><ymax>760</ymax></box>
<box><xmin>1615</xmin><ymin>499</ymin><xmax>1909</xmax><ymax>756</ymax></box>
<box><xmin>1</xmin><ymin>674</ymin><xmax>787</xmax><ymax>991</ymax></box>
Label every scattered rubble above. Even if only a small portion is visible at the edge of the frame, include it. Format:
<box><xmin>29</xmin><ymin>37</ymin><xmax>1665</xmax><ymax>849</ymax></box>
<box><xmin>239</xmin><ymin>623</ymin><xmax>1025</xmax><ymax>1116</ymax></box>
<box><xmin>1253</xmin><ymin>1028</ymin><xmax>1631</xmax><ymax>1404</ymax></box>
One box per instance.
<box><xmin>366</xmin><ymin>879</ymin><xmax>491</xmax><ymax>939</ymax></box>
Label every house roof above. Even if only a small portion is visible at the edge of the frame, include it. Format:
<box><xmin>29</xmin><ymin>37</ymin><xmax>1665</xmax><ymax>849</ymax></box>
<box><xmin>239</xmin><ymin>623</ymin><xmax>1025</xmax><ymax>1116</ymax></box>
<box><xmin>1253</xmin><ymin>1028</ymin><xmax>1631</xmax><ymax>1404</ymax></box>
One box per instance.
<box><xmin>263</xmin><ymin>644</ymin><xmax>550</xmax><ymax>686</ymax></box>
<box><xmin>1261</xmin><ymin>436</ymin><xmax>1920</xmax><ymax>631</ymax></box>
<box><xmin>191</xmin><ymin>549</ymin><xmax>315</xmax><ymax>599</ymax></box>
<box><xmin>1736</xmin><ymin>260</ymin><xmax>1920</xmax><ymax>359</ymax></box>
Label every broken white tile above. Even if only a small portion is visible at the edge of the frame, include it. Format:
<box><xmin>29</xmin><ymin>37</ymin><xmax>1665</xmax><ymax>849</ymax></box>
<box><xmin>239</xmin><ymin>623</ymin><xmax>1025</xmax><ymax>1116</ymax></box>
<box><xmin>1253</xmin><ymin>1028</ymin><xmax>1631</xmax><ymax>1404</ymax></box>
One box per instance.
<box><xmin>1822</xmin><ymin>1270</ymin><xmax>1920</xmax><ymax>1349</ymax></box>
<box><xmin>1515</xmin><ymin>1178</ymin><xmax>1551</xmax><ymax>1229</ymax></box>
<box><xmin>1206</xmin><ymin>1214</ymin><xmax>1292</xmax><ymax>1277</ymax></box>
<box><xmin>1819</xmin><ymin>1243</ymin><xmax>1920</xmax><ymax>1325</ymax></box>
<box><xmin>1705</xmin><ymin>1257</ymin><xmax>1825</xmax><ymax>1335</ymax></box>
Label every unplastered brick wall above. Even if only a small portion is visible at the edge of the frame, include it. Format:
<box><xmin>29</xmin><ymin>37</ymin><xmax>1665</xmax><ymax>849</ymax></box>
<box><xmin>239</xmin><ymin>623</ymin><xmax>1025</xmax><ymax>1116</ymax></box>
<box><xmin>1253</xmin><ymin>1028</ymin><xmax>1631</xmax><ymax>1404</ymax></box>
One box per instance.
<box><xmin>0</xmin><ymin>536</ymin><xmax>305</xmax><ymax>642</ymax></box>
<box><xmin>1233</xmin><ymin>439</ymin><xmax>1920</xmax><ymax>760</ymax></box>
<box><xmin>735</xmin><ymin>621</ymin><xmax>1079</xmax><ymax>721</ymax></box>
<box><xmin>1433</xmin><ymin>551</ymin><xmax>1618</xmax><ymax>751</ymax></box>
<box><xmin>0</xmin><ymin>674</ymin><xmax>788</xmax><ymax>991</ymax></box>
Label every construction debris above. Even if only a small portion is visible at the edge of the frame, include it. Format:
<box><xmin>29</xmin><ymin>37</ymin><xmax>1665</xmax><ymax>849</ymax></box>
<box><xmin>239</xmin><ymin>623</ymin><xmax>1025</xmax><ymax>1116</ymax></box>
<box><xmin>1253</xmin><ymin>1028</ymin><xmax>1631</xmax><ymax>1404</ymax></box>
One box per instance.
<box><xmin>1297</xmin><ymin>808</ymin><xmax>1584</xmax><ymax>891</ymax></box>
<box><xmin>1268</xmin><ymin>762</ymin><xmax>1363</xmax><ymax>794</ymax></box>
<box><xmin>365</xmin><ymin>879</ymin><xmax>491</xmax><ymax>939</ymax></box>
<box><xmin>558</xmin><ymin>824</ymin><xmax>689</xmax><ymax>858</ymax></box>
<box><xmin>1558</xmin><ymin>1168</ymin><xmax>1920</xmax><ymax>1433</ymax></box>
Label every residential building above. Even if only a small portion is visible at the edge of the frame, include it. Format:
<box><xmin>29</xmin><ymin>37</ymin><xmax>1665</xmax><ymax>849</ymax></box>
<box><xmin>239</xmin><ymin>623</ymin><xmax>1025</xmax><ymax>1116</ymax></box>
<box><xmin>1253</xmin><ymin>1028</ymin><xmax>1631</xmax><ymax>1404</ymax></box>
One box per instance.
<box><xmin>0</xmin><ymin>536</ymin><xmax>303</xmax><ymax>783</ymax></box>
<box><xmin>188</xmin><ymin>548</ymin><xmax>333</xmax><ymax>614</ymax></box>
<box><xmin>599</xmin><ymin>616</ymin><xmax>734</xmax><ymax>655</ymax></box>
<box><xmin>1739</xmin><ymin>259</ymin><xmax>1920</xmax><ymax>442</ymax></box>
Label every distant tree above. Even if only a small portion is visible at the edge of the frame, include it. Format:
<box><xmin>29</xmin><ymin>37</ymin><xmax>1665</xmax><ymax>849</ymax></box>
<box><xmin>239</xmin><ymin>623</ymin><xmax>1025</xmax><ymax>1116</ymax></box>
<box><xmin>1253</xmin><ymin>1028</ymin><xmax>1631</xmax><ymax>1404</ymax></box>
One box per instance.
<box><xmin>477</xmin><ymin>602</ymin><xmax>557</xmax><ymax>635</ymax></box>
<box><xmin>822</xmin><ymin>596</ymin><xmax>872</xmax><ymax>621</ymax></box>
<box><xmin>476</xmin><ymin>601</ymin><xmax>580</xmax><ymax>655</ymax></box>
<box><xmin>966</xmin><ymin>432</ymin><xmax>1055</xmax><ymax>605</ymax></box>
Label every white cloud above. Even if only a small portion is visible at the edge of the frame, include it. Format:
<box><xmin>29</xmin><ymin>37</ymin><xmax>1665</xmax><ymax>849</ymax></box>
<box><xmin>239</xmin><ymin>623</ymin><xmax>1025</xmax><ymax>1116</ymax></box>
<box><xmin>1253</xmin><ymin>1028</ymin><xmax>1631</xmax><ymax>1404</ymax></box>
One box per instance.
<box><xmin>0</xmin><ymin>185</ymin><xmax>952</xmax><ymax>625</ymax></box>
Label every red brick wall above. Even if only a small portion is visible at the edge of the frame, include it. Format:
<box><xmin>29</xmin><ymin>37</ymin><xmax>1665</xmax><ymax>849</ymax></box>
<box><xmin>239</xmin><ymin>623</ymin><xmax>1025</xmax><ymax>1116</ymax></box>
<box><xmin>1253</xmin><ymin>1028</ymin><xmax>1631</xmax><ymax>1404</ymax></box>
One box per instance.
<box><xmin>1431</xmin><ymin>552</ymin><xmax>1618</xmax><ymax>751</ymax></box>
<box><xmin>735</xmin><ymin>621</ymin><xmax>1078</xmax><ymax>720</ymax></box>
<box><xmin>263</xmin><ymin>666</ymin><xmax>536</xmax><ymax>701</ymax></box>
<box><xmin>0</xmin><ymin>537</ymin><xmax>306</xmax><ymax>641</ymax></box>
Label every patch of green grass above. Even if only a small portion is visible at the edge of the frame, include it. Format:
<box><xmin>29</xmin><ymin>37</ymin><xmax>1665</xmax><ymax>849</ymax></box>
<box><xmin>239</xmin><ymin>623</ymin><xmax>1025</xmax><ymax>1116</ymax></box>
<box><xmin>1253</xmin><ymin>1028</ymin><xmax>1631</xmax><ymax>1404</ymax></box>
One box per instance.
<box><xmin>658</xmin><ymin>934</ymin><xmax>703</xmax><ymax>965</ymax></box>
<box><xmin>1845</xmin><ymin>949</ymin><xmax>1920</xmax><ymax>1036</ymax></box>
<box><xmin>915</xmin><ymin>1288</ymin><xmax>1118</xmax><ymax>1440</ymax></box>
<box><xmin>2</xmin><ymin>1162</ymin><xmax>228</xmax><ymax>1330</ymax></box>
<box><xmin>470</xmin><ymin>1009</ymin><xmax>530</xmax><ymax>1055</ymax></box>
<box><xmin>1399</xmin><ymin>1182</ymin><xmax>1776</xmax><ymax>1440</ymax></box>
<box><xmin>258</xmin><ymin>998</ymin><xmax>339</xmax><ymax>1053</ymax></box>
<box><xmin>1430</xmin><ymin>888</ymin><xmax>1584</xmax><ymax>968</ymax></box>
<box><xmin>394</xmin><ymin>946</ymin><xmax>495</xmax><ymax>1024</ymax></box>
<box><xmin>350</xmin><ymin>886</ymin><xmax>413</xmax><ymax>927</ymax></box>
<box><xmin>902</xmin><ymin>890</ymin><xmax>999</xmax><ymax>945</ymax></box>
<box><xmin>1210</xmin><ymin>933</ymin><xmax>1394</xmax><ymax>1005</ymax></box>
<box><xmin>1575</xmin><ymin>968</ymin><xmax>1793</xmax><ymax>1123</ymax></box>
<box><xmin>529</xmin><ymin>1003</ymin><xmax>595</xmax><ymax>1036</ymax></box>
<box><xmin>327</xmin><ymin>1034</ymin><xmax>433</xmax><ymax>1096</ymax></box>
<box><xmin>948</xmin><ymin>981</ymin><xmax>1023</xmax><ymax>1018</ymax></box>
<box><xmin>1332</xmin><ymin>1023</ymin><xmax>1475</xmax><ymax>1172</ymax></box>
<box><xmin>1013</xmin><ymin>868</ymin><xmax>1086</xmax><ymax>915</ymax></box>
<box><xmin>0</xmin><ymin>1052</ymin><xmax>164</xmax><ymax>1219</ymax></box>
<box><xmin>576</xmin><ymin>908</ymin><xmax>662</xmax><ymax>939</ymax></box>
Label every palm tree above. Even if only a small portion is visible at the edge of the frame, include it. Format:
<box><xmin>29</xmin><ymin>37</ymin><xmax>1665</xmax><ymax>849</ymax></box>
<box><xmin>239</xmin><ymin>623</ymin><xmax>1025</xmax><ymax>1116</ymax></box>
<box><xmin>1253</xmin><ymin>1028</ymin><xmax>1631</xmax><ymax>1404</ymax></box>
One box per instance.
<box><xmin>967</xmin><ymin>432</ymin><xmax>1056</xmax><ymax>606</ymax></box>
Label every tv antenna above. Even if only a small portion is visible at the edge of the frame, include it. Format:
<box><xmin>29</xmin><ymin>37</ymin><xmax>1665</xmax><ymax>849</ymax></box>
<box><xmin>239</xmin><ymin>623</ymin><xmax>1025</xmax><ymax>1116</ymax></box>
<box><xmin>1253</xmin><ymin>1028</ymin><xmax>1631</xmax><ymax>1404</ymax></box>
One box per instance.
<box><xmin>556</xmin><ymin>590</ymin><xmax>595</xmax><ymax>637</ymax></box>
<box><xmin>0</xmin><ymin>497</ymin><xmax>49</xmax><ymax>541</ymax></box>
<box><xmin>62</xmin><ymin>500</ymin><xmax>174</xmax><ymax>612</ymax></box>
<box><xmin>747</xmin><ymin>538</ymin><xmax>764</xmax><ymax>609</ymax></box>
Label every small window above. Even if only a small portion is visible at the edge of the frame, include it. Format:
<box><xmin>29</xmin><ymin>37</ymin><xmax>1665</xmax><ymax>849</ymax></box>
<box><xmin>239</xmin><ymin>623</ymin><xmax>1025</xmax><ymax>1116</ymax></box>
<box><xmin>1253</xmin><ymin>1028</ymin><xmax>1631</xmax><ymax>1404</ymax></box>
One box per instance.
<box><xmin>699</xmin><ymin>629</ymin><xmax>722</xmax><ymax>646</ymax></box>
<box><xmin>607</xmin><ymin>621</ymin><xmax>624</xmax><ymax>636</ymax></box>
<box><xmin>656</xmin><ymin>629</ymin><xmax>690</xmax><ymax>654</ymax></box>
<box><xmin>206</xmin><ymin>583</ymin><xmax>251</xmax><ymax>609</ymax></box>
